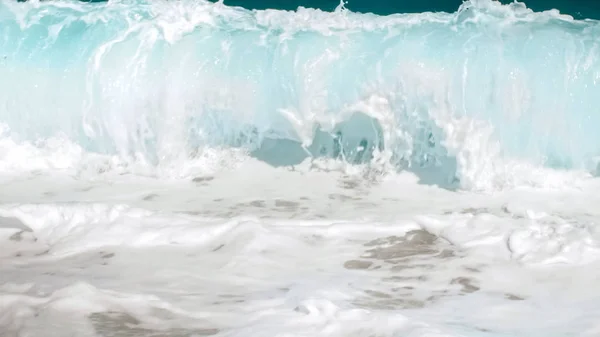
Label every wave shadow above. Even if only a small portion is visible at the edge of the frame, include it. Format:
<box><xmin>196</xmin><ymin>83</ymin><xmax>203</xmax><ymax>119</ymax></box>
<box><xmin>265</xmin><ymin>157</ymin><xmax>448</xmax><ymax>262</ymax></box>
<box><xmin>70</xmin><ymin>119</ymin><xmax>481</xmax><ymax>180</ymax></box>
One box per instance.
<box><xmin>250</xmin><ymin>111</ymin><xmax>459</xmax><ymax>190</ymax></box>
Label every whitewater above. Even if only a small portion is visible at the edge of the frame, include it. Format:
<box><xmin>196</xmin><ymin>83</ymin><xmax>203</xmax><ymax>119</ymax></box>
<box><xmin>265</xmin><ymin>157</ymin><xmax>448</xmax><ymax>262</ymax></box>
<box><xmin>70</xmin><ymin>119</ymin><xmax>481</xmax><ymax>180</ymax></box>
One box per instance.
<box><xmin>1</xmin><ymin>0</ymin><xmax>600</xmax><ymax>336</ymax></box>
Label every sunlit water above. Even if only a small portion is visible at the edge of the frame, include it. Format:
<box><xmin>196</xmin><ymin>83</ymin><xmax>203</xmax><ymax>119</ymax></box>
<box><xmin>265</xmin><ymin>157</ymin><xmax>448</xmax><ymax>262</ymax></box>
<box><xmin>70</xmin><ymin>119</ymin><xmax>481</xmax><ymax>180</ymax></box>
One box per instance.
<box><xmin>2</xmin><ymin>0</ymin><xmax>600</xmax><ymax>336</ymax></box>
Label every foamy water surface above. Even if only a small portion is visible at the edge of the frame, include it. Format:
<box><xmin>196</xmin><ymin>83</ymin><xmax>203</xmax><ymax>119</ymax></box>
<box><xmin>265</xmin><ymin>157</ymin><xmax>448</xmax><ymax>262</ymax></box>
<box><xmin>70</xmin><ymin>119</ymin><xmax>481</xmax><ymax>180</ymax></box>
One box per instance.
<box><xmin>1</xmin><ymin>159</ymin><xmax>600</xmax><ymax>337</ymax></box>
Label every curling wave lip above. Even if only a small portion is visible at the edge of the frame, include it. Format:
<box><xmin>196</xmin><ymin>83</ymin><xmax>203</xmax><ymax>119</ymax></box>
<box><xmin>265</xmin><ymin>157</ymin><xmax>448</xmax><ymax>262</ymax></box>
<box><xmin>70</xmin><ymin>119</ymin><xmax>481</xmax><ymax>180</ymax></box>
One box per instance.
<box><xmin>0</xmin><ymin>0</ymin><xmax>598</xmax><ymax>191</ymax></box>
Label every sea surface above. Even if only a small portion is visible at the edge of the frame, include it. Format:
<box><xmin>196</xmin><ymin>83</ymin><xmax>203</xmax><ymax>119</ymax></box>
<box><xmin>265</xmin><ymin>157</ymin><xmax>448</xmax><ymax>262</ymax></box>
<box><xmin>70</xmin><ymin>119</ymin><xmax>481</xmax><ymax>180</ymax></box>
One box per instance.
<box><xmin>1</xmin><ymin>0</ymin><xmax>600</xmax><ymax>336</ymax></box>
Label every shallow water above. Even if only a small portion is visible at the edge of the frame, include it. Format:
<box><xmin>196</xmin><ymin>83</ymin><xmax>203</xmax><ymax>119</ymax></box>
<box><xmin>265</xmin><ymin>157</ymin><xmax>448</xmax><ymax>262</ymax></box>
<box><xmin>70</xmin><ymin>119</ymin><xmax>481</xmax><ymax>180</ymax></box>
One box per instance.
<box><xmin>1</xmin><ymin>160</ymin><xmax>600</xmax><ymax>336</ymax></box>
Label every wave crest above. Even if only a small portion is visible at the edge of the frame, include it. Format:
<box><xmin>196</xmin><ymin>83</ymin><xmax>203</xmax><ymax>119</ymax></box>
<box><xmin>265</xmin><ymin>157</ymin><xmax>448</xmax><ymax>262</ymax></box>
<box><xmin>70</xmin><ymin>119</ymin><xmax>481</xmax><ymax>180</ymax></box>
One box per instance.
<box><xmin>0</xmin><ymin>0</ymin><xmax>599</xmax><ymax>190</ymax></box>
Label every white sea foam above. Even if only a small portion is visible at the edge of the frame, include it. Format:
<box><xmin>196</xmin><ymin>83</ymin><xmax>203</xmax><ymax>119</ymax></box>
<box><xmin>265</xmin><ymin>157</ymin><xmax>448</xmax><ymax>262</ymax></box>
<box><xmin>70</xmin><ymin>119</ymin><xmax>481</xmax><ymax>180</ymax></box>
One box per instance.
<box><xmin>0</xmin><ymin>166</ymin><xmax>599</xmax><ymax>336</ymax></box>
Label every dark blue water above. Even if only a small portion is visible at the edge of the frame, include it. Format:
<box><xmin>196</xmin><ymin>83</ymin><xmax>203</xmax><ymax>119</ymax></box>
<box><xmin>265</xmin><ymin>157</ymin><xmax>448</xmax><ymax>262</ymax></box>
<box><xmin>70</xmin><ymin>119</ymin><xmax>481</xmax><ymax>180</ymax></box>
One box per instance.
<box><xmin>213</xmin><ymin>0</ymin><xmax>599</xmax><ymax>20</ymax></box>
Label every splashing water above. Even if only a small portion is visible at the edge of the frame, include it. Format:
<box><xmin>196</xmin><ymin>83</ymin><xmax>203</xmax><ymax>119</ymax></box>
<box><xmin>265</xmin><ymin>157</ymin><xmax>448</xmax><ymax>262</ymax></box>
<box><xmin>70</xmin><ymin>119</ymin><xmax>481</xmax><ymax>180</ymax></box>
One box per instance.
<box><xmin>1</xmin><ymin>0</ymin><xmax>600</xmax><ymax>189</ymax></box>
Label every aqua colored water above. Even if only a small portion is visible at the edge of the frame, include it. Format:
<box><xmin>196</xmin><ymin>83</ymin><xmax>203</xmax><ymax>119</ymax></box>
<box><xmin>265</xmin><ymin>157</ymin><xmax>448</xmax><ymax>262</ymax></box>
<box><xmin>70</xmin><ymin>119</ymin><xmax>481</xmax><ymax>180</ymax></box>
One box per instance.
<box><xmin>2</xmin><ymin>0</ymin><xmax>600</xmax><ymax>188</ymax></box>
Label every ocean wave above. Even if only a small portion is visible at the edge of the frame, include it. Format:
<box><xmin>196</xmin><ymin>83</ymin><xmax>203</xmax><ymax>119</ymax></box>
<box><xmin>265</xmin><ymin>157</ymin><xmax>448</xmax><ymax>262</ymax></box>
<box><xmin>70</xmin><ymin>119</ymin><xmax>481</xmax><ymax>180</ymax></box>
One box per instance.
<box><xmin>0</xmin><ymin>0</ymin><xmax>599</xmax><ymax>190</ymax></box>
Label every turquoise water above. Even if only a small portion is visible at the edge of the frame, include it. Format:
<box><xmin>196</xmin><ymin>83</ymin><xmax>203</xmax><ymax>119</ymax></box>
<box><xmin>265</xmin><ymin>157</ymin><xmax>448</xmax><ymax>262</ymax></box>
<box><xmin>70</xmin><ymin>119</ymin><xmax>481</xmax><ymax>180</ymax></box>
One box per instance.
<box><xmin>1</xmin><ymin>0</ymin><xmax>600</xmax><ymax>184</ymax></box>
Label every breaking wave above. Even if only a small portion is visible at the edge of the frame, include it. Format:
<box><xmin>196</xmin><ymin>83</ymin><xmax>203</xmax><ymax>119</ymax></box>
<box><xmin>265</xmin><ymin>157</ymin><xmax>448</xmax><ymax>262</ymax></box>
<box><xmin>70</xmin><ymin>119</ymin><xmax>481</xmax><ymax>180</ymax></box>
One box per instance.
<box><xmin>1</xmin><ymin>0</ymin><xmax>599</xmax><ymax>189</ymax></box>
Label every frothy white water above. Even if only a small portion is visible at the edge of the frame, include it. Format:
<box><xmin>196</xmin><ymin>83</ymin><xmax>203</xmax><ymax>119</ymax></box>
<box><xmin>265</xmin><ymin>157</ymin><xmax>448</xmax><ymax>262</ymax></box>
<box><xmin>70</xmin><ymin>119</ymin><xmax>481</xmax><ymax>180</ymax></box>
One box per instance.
<box><xmin>1</xmin><ymin>165</ymin><xmax>600</xmax><ymax>336</ymax></box>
